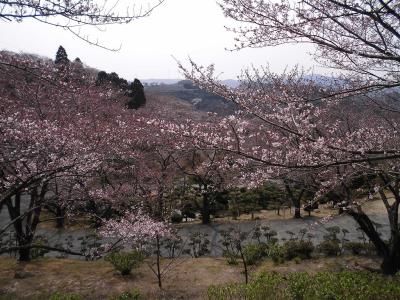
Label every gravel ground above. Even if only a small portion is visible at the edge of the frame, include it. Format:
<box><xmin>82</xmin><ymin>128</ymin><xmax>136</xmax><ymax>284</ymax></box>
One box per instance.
<box><xmin>0</xmin><ymin>195</ymin><xmax>390</xmax><ymax>258</ymax></box>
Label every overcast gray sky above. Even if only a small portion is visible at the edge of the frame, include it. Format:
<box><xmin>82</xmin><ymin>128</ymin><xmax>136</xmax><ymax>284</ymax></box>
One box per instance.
<box><xmin>0</xmin><ymin>0</ymin><xmax>321</xmax><ymax>80</ymax></box>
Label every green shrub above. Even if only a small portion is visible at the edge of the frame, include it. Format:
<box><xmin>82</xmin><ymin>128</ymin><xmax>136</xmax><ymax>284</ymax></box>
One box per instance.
<box><xmin>49</xmin><ymin>292</ymin><xmax>83</xmax><ymax>300</ymax></box>
<box><xmin>268</xmin><ymin>243</ymin><xmax>285</xmax><ymax>264</ymax></box>
<box><xmin>343</xmin><ymin>242</ymin><xmax>377</xmax><ymax>256</ymax></box>
<box><xmin>283</xmin><ymin>240</ymin><xmax>314</xmax><ymax>260</ymax></box>
<box><xmin>293</xmin><ymin>257</ymin><xmax>302</xmax><ymax>264</ymax></box>
<box><xmin>113</xmin><ymin>289</ymin><xmax>141</xmax><ymax>300</ymax></box>
<box><xmin>343</xmin><ymin>242</ymin><xmax>366</xmax><ymax>255</ymax></box>
<box><xmin>105</xmin><ymin>250</ymin><xmax>144</xmax><ymax>275</ymax></box>
<box><xmin>30</xmin><ymin>235</ymin><xmax>50</xmax><ymax>259</ymax></box>
<box><xmin>318</xmin><ymin>240</ymin><xmax>341</xmax><ymax>256</ymax></box>
<box><xmin>222</xmin><ymin>250</ymin><xmax>239</xmax><ymax>265</ymax></box>
<box><xmin>170</xmin><ymin>212</ymin><xmax>183</xmax><ymax>223</ymax></box>
<box><xmin>208</xmin><ymin>271</ymin><xmax>400</xmax><ymax>300</ymax></box>
<box><xmin>287</xmin><ymin>272</ymin><xmax>310</xmax><ymax>299</ymax></box>
<box><xmin>243</xmin><ymin>243</ymin><xmax>268</xmax><ymax>265</ymax></box>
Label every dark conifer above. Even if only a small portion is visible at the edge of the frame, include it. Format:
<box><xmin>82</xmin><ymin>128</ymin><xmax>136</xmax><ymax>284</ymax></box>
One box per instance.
<box><xmin>127</xmin><ymin>78</ymin><xmax>146</xmax><ymax>109</ymax></box>
<box><xmin>55</xmin><ymin>45</ymin><xmax>70</xmax><ymax>64</ymax></box>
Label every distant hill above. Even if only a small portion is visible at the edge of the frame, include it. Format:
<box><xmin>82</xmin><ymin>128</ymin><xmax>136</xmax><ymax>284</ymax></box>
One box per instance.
<box><xmin>145</xmin><ymin>80</ymin><xmax>238</xmax><ymax>115</ymax></box>
<box><xmin>143</xmin><ymin>78</ymin><xmax>241</xmax><ymax>88</ymax></box>
<box><xmin>0</xmin><ymin>50</ymin><xmax>214</xmax><ymax>124</ymax></box>
<box><xmin>142</xmin><ymin>79</ymin><xmax>183</xmax><ymax>85</ymax></box>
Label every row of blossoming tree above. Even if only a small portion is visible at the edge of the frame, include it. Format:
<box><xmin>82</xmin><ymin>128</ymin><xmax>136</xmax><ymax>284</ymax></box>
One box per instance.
<box><xmin>1</xmin><ymin>0</ymin><xmax>400</xmax><ymax>278</ymax></box>
<box><xmin>167</xmin><ymin>0</ymin><xmax>400</xmax><ymax>275</ymax></box>
<box><xmin>0</xmin><ymin>48</ymin><xmax>229</xmax><ymax>264</ymax></box>
<box><xmin>0</xmin><ymin>50</ymin><xmax>161</xmax><ymax>258</ymax></box>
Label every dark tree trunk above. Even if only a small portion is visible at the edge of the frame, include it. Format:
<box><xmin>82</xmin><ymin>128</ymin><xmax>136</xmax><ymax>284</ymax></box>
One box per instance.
<box><xmin>18</xmin><ymin>246</ymin><xmax>31</xmax><ymax>262</ymax></box>
<box><xmin>347</xmin><ymin>176</ymin><xmax>400</xmax><ymax>275</ymax></box>
<box><xmin>381</xmin><ymin>246</ymin><xmax>400</xmax><ymax>275</ymax></box>
<box><xmin>156</xmin><ymin>236</ymin><xmax>162</xmax><ymax>288</ymax></box>
<box><xmin>285</xmin><ymin>184</ymin><xmax>303</xmax><ymax>219</ymax></box>
<box><xmin>6</xmin><ymin>185</ymin><xmax>46</xmax><ymax>262</ymax></box>
<box><xmin>238</xmin><ymin>244</ymin><xmax>248</xmax><ymax>284</ymax></box>
<box><xmin>293</xmin><ymin>206</ymin><xmax>301</xmax><ymax>219</ymax></box>
<box><xmin>6</xmin><ymin>193</ymin><xmax>32</xmax><ymax>261</ymax></box>
<box><xmin>381</xmin><ymin>204</ymin><xmax>400</xmax><ymax>275</ymax></box>
<box><xmin>348</xmin><ymin>209</ymin><xmax>388</xmax><ymax>257</ymax></box>
<box><xmin>348</xmin><ymin>209</ymin><xmax>400</xmax><ymax>275</ymax></box>
<box><xmin>202</xmin><ymin>193</ymin><xmax>211</xmax><ymax>225</ymax></box>
<box><xmin>55</xmin><ymin>206</ymin><xmax>65</xmax><ymax>229</ymax></box>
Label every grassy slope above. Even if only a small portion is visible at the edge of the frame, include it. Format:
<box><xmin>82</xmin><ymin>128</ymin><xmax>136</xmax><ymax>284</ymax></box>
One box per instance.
<box><xmin>0</xmin><ymin>255</ymin><xmax>380</xmax><ymax>300</ymax></box>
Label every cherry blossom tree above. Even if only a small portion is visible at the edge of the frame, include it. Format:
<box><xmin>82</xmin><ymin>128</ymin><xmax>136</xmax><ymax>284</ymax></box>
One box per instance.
<box><xmin>100</xmin><ymin>209</ymin><xmax>172</xmax><ymax>288</ymax></box>
<box><xmin>0</xmin><ymin>50</ymin><xmax>162</xmax><ymax>260</ymax></box>
<box><xmin>0</xmin><ymin>0</ymin><xmax>165</xmax><ymax>49</ymax></box>
<box><xmin>220</xmin><ymin>0</ymin><xmax>400</xmax><ymax>95</ymax></box>
<box><xmin>100</xmin><ymin>208</ymin><xmax>171</xmax><ymax>249</ymax></box>
<box><xmin>171</xmin><ymin>63</ymin><xmax>400</xmax><ymax>274</ymax></box>
<box><xmin>170</xmin><ymin>148</ymin><xmax>235</xmax><ymax>224</ymax></box>
<box><xmin>164</xmin><ymin>0</ymin><xmax>400</xmax><ymax>275</ymax></box>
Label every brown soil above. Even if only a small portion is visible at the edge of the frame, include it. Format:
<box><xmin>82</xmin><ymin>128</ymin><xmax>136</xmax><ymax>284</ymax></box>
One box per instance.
<box><xmin>0</xmin><ymin>255</ymin><xmax>381</xmax><ymax>300</ymax></box>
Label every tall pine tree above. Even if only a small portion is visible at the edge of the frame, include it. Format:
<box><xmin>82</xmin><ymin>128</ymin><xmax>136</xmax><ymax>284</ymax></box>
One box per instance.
<box><xmin>55</xmin><ymin>45</ymin><xmax>70</xmax><ymax>64</ymax></box>
<box><xmin>127</xmin><ymin>79</ymin><xmax>146</xmax><ymax>109</ymax></box>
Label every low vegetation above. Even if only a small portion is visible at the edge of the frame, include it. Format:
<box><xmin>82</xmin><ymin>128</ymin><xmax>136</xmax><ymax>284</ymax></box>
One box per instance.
<box><xmin>105</xmin><ymin>251</ymin><xmax>144</xmax><ymax>276</ymax></box>
<box><xmin>208</xmin><ymin>271</ymin><xmax>400</xmax><ymax>300</ymax></box>
<box><xmin>0</xmin><ymin>255</ymin><xmax>384</xmax><ymax>299</ymax></box>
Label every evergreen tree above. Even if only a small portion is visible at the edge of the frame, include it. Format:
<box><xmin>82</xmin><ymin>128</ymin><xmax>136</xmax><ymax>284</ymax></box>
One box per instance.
<box><xmin>55</xmin><ymin>45</ymin><xmax>70</xmax><ymax>64</ymax></box>
<box><xmin>96</xmin><ymin>71</ymin><xmax>108</xmax><ymax>85</ymax></box>
<box><xmin>127</xmin><ymin>79</ymin><xmax>146</xmax><ymax>109</ymax></box>
<box><xmin>108</xmin><ymin>72</ymin><xmax>120</xmax><ymax>85</ymax></box>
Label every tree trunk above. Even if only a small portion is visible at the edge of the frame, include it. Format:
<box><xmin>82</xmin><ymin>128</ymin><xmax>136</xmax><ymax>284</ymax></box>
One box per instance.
<box><xmin>293</xmin><ymin>206</ymin><xmax>301</xmax><ymax>219</ymax></box>
<box><xmin>348</xmin><ymin>209</ymin><xmax>388</xmax><ymax>257</ymax></box>
<box><xmin>381</xmin><ymin>206</ymin><xmax>400</xmax><ymax>275</ymax></box>
<box><xmin>6</xmin><ymin>193</ymin><xmax>32</xmax><ymax>261</ymax></box>
<box><xmin>156</xmin><ymin>236</ymin><xmax>162</xmax><ymax>288</ymax></box>
<box><xmin>7</xmin><ymin>185</ymin><xmax>45</xmax><ymax>262</ymax></box>
<box><xmin>55</xmin><ymin>207</ymin><xmax>65</xmax><ymax>229</ymax></box>
<box><xmin>202</xmin><ymin>193</ymin><xmax>211</xmax><ymax>225</ymax></box>
<box><xmin>238</xmin><ymin>244</ymin><xmax>248</xmax><ymax>284</ymax></box>
<box><xmin>285</xmin><ymin>184</ymin><xmax>303</xmax><ymax>219</ymax></box>
<box><xmin>381</xmin><ymin>246</ymin><xmax>400</xmax><ymax>275</ymax></box>
<box><xmin>347</xmin><ymin>208</ymin><xmax>400</xmax><ymax>275</ymax></box>
<box><xmin>18</xmin><ymin>246</ymin><xmax>31</xmax><ymax>262</ymax></box>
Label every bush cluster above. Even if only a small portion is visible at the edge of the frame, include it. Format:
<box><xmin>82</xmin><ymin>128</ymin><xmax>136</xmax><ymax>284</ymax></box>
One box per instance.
<box><xmin>266</xmin><ymin>240</ymin><xmax>314</xmax><ymax>264</ymax></box>
<box><xmin>221</xmin><ymin>224</ymin><xmax>379</xmax><ymax>268</ymax></box>
<box><xmin>243</xmin><ymin>244</ymin><xmax>268</xmax><ymax>265</ymax></box>
<box><xmin>105</xmin><ymin>250</ymin><xmax>144</xmax><ymax>276</ymax></box>
<box><xmin>344</xmin><ymin>242</ymin><xmax>376</xmax><ymax>256</ymax></box>
<box><xmin>268</xmin><ymin>243</ymin><xmax>285</xmax><ymax>264</ymax></box>
<box><xmin>283</xmin><ymin>240</ymin><xmax>314</xmax><ymax>260</ymax></box>
<box><xmin>317</xmin><ymin>240</ymin><xmax>341</xmax><ymax>256</ymax></box>
<box><xmin>170</xmin><ymin>212</ymin><xmax>183</xmax><ymax>223</ymax></box>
